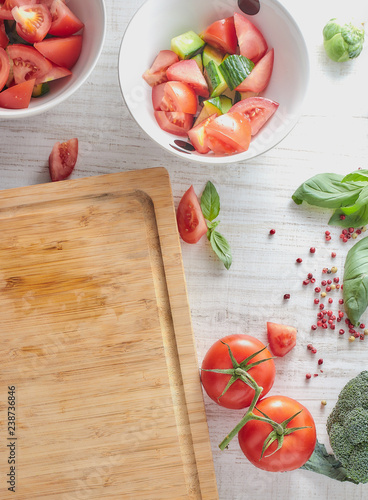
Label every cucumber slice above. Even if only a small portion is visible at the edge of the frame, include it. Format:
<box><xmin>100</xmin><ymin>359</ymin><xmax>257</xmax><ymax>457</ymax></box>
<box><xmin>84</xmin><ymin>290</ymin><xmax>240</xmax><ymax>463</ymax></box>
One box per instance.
<box><xmin>219</xmin><ymin>95</ymin><xmax>232</xmax><ymax>113</ymax></box>
<box><xmin>219</xmin><ymin>55</ymin><xmax>254</xmax><ymax>91</ymax></box>
<box><xmin>191</xmin><ymin>53</ymin><xmax>203</xmax><ymax>72</ymax></box>
<box><xmin>171</xmin><ymin>30</ymin><xmax>205</xmax><ymax>59</ymax></box>
<box><xmin>204</xmin><ymin>60</ymin><xmax>228</xmax><ymax>97</ymax></box>
<box><xmin>202</xmin><ymin>44</ymin><xmax>224</xmax><ymax>67</ymax></box>
<box><xmin>203</xmin><ymin>95</ymin><xmax>232</xmax><ymax>115</ymax></box>
<box><xmin>32</xmin><ymin>83</ymin><xmax>50</xmax><ymax>98</ymax></box>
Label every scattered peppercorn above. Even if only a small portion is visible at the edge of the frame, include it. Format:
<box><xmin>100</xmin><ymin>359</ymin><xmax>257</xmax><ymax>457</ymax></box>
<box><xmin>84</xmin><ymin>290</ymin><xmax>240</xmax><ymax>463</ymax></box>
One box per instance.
<box><xmin>321</xmin><ymin>400</ymin><xmax>327</xmax><ymax>406</ymax></box>
<box><xmin>269</xmin><ymin>229</ymin><xmax>276</xmax><ymax>235</ymax></box>
<box><xmin>318</xmin><ymin>359</ymin><xmax>324</xmax><ymax>365</ymax></box>
<box><xmin>310</xmin><ymin>247</ymin><xmax>316</xmax><ymax>254</ymax></box>
<box><xmin>296</xmin><ymin>258</ymin><xmax>303</xmax><ymax>263</ymax></box>
<box><xmin>306</xmin><ymin>373</ymin><xmax>312</xmax><ymax>379</ymax></box>
<box><xmin>283</xmin><ymin>293</ymin><xmax>290</xmax><ymax>300</ymax></box>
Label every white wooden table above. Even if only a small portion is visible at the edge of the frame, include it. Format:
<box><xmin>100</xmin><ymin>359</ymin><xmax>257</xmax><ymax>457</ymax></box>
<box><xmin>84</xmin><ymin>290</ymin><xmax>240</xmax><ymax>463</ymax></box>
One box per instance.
<box><xmin>1</xmin><ymin>1</ymin><xmax>368</xmax><ymax>498</ymax></box>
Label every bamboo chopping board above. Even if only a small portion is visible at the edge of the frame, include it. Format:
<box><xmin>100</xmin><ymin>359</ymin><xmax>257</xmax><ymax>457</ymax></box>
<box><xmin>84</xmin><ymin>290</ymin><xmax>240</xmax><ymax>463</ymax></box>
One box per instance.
<box><xmin>0</xmin><ymin>167</ymin><xmax>218</xmax><ymax>500</ymax></box>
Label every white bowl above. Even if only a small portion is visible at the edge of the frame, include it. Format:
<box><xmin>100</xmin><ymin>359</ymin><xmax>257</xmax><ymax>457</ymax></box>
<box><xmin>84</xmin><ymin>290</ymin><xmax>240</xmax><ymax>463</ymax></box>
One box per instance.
<box><xmin>0</xmin><ymin>0</ymin><xmax>106</xmax><ymax>119</ymax></box>
<box><xmin>119</xmin><ymin>0</ymin><xmax>309</xmax><ymax>164</ymax></box>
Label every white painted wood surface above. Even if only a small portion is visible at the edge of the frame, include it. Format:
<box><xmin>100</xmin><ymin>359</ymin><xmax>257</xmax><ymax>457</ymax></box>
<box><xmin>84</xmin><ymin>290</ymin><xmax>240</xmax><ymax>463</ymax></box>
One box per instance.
<box><xmin>1</xmin><ymin>1</ymin><xmax>368</xmax><ymax>498</ymax></box>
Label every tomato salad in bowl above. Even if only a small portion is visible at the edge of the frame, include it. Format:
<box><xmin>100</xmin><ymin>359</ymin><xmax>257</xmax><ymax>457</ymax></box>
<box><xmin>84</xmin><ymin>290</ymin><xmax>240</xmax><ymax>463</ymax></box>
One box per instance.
<box><xmin>0</xmin><ymin>0</ymin><xmax>106</xmax><ymax>118</ymax></box>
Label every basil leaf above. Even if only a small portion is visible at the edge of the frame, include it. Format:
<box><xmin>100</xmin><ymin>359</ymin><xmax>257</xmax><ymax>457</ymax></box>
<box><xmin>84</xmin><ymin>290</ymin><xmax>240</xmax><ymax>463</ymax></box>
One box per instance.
<box><xmin>201</xmin><ymin>181</ymin><xmax>220</xmax><ymax>222</ymax></box>
<box><xmin>210</xmin><ymin>230</ymin><xmax>232</xmax><ymax>270</ymax></box>
<box><xmin>343</xmin><ymin>236</ymin><xmax>368</xmax><ymax>325</ymax></box>
<box><xmin>292</xmin><ymin>173</ymin><xmax>363</xmax><ymax>208</ymax></box>
<box><xmin>342</xmin><ymin>169</ymin><xmax>368</xmax><ymax>183</ymax></box>
<box><xmin>329</xmin><ymin>205</ymin><xmax>368</xmax><ymax>228</ymax></box>
<box><xmin>341</xmin><ymin>185</ymin><xmax>368</xmax><ymax>215</ymax></box>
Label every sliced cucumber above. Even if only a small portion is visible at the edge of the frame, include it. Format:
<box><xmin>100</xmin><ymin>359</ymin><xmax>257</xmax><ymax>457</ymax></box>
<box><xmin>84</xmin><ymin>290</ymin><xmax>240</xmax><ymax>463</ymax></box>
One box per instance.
<box><xmin>219</xmin><ymin>55</ymin><xmax>254</xmax><ymax>91</ymax></box>
<box><xmin>202</xmin><ymin>44</ymin><xmax>225</xmax><ymax>67</ymax></box>
<box><xmin>204</xmin><ymin>60</ymin><xmax>228</xmax><ymax>97</ymax></box>
<box><xmin>203</xmin><ymin>95</ymin><xmax>232</xmax><ymax>115</ymax></box>
<box><xmin>191</xmin><ymin>53</ymin><xmax>203</xmax><ymax>72</ymax></box>
<box><xmin>171</xmin><ymin>30</ymin><xmax>205</xmax><ymax>59</ymax></box>
<box><xmin>32</xmin><ymin>83</ymin><xmax>50</xmax><ymax>98</ymax></box>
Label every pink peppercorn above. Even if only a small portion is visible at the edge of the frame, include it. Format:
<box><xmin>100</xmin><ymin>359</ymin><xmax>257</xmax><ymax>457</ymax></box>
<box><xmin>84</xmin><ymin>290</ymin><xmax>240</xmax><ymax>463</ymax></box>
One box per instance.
<box><xmin>339</xmin><ymin>299</ymin><xmax>344</xmax><ymax>305</ymax></box>
<box><xmin>269</xmin><ymin>229</ymin><xmax>276</xmax><ymax>235</ymax></box>
<box><xmin>314</xmin><ymin>298</ymin><xmax>320</xmax><ymax>304</ymax></box>
<box><xmin>328</xmin><ymin>298</ymin><xmax>333</xmax><ymax>304</ymax></box>
<box><xmin>349</xmin><ymin>227</ymin><xmax>354</xmax><ymax>233</ymax></box>
<box><xmin>284</xmin><ymin>294</ymin><xmax>290</xmax><ymax>300</ymax></box>
<box><xmin>319</xmin><ymin>303</ymin><xmax>325</xmax><ymax>310</ymax></box>
<box><xmin>339</xmin><ymin>329</ymin><xmax>345</xmax><ymax>335</ymax></box>
<box><xmin>326</xmin><ymin>286</ymin><xmax>331</xmax><ymax>292</ymax></box>
<box><xmin>310</xmin><ymin>247</ymin><xmax>316</xmax><ymax>253</ymax></box>
<box><xmin>360</xmin><ymin>323</ymin><xmax>366</xmax><ymax>329</ymax></box>
<box><xmin>331</xmin><ymin>252</ymin><xmax>336</xmax><ymax>258</ymax></box>
<box><xmin>327</xmin><ymin>279</ymin><xmax>332</xmax><ymax>285</ymax></box>
<box><xmin>360</xmin><ymin>334</ymin><xmax>365</xmax><ymax>341</ymax></box>
<box><xmin>321</xmin><ymin>280</ymin><xmax>327</xmax><ymax>286</ymax></box>
<box><xmin>303</xmin><ymin>279</ymin><xmax>310</xmax><ymax>285</ymax></box>
<box><xmin>311</xmin><ymin>348</ymin><xmax>317</xmax><ymax>354</ymax></box>
<box><xmin>311</xmin><ymin>325</ymin><xmax>317</xmax><ymax>331</ymax></box>
<box><xmin>318</xmin><ymin>359</ymin><xmax>323</xmax><ymax>365</ymax></box>
<box><xmin>308</xmin><ymin>273</ymin><xmax>313</xmax><ymax>279</ymax></box>
<box><xmin>306</xmin><ymin>373</ymin><xmax>312</xmax><ymax>379</ymax></box>
<box><xmin>330</xmin><ymin>324</ymin><xmax>336</xmax><ymax>330</ymax></box>
<box><xmin>315</xmin><ymin>287</ymin><xmax>321</xmax><ymax>293</ymax></box>
<box><xmin>307</xmin><ymin>344</ymin><xmax>313</xmax><ymax>350</ymax></box>
<box><xmin>296</xmin><ymin>258</ymin><xmax>303</xmax><ymax>263</ymax></box>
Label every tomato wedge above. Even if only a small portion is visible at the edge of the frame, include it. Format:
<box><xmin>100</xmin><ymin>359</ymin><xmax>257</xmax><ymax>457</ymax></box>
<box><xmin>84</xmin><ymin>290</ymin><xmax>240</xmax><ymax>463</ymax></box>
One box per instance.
<box><xmin>0</xmin><ymin>77</ymin><xmax>35</xmax><ymax>108</ymax></box>
<box><xmin>142</xmin><ymin>49</ymin><xmax>179</xmax><ymax>87</ymax></box>
<box><xmin>49</xmin><ymin>138</ymin><xmax>78</xmax><ymax>181</ymax></box>
<box><xmin>151</xmin><ymin>82</ymin><xmax>166</xmax><ymax>110</ymax></box>
<box><xmin>229</xmin><ymin>97</ymin><xmax>279</xmax><ymax>136</ymax></box>
<box><xmin>267</xmin><ymin>322</ymin><xmax>297</xmax><ymax>357</ymax></box>
<box><xmin>0</xmin><ymin>20</ymin><xmax>9</xmax><ymax>48</ymax></box>
<box><xmin>48</xmin><ymin>0</ymin><xmax>84</xmax><ymax>37</ymax></box>
<box><xmin>154</xmin><ymin>110</ymin><xmax>193</xmax><ymax>137</ymax></box>
<box><xmin>159</xmin><ymin>81</ymin><xmax>197</xmax><ymax>114</ymax></box>
<box><xmin>205</xmin><ymin>111</ymin><xmax>251</xmax><ymax>155</ymax></box>
<box><xmin>234</xmin><ymin>12</ymin><xmax>268</xmax><ymax>63</ymax></box>
<box><xmin>34</xmin><ymin>34</ymin><xmax>82</xmax><ymax>69</ymax></box>
<box><xmin>0</xmin><ymin>45</ymin><xmax>10</xmax><ymax>89</ymax></box>
<box><xmin>236</xmin><ymin>49</ymin><xmax>274</xmax><ymax>93</ymax></box>
<box><xmin>12</xmin><ymin>4</ymin><xmax>52</xmax><ymax>43</ymax></box>
<box><xmin>37</xmin><ymin>61</ymin><xmax>71</xmax><ymax>84</ymax></box>
<box><xmin>201</xmin><ymin>16</ymin><xmax>237</xmax><ymax>54</ymax></box>
<box><xmin>177</xmin><ymin>185</ymin><xmax>207</xmax><ymax>244</ymax></box>
<box><xmin>188</xmin><ymin>113</ymin><xmax>217</xmax><ymax>154</ymax></box>
<box><xmin>7</xmin><ymin>44</ymin><xmax>52</xmax><ymax>84</ymax></box>
<box><xmin>166</xmin><ymin>59</ymin><xmax>209</xmax><ymax>98</ymax></box>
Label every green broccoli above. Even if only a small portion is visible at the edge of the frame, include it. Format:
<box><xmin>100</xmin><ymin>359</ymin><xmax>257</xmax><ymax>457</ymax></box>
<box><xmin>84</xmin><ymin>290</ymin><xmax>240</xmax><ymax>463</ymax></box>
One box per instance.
<box><xmin>301</xmin><ymin>371</ymin><xmax>368</xmax><ymax>484</ymax></box>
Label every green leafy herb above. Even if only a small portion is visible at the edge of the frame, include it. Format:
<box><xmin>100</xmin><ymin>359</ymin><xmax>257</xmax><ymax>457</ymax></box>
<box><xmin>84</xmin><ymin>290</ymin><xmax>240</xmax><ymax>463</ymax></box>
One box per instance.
<box><xmin>200</xmin><ymin>181</ymin><xmax>232</xmax><ymax>270</ymax></box>
<box><xmin>343</xmin><ymin>236</ymin><xmax>368</xmax><ymax>325</ymax></box>
<box><xmin>342</xmin><ymin>169</ymin><xmax>368</xmax><ymax>183</ymax></box>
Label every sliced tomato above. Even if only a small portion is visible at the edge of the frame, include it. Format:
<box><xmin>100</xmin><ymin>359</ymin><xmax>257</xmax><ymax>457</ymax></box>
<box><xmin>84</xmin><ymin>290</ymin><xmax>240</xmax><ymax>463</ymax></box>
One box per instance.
<box><xmin>49</xmin><ymin>137</ymin><xmax>78</xmax><ymax>182</ymax></box>
<box><xmin>12</xmin><ymin>4</ymin><xmax>51</xmax><ymax>43</ymax></box>
<box><xmin>0</xmin><ymin>20</ymin><xmax>9</xmax><ymax>48</ymax></box>
<box><xmin>234</xmin><ymin>12</ymin><xmax>268</xmax><ymax>63</ymax></box>
<box><xmin>154</xmin><ymin>110</ymin><xmax>193</xmax><ymax>137</ymax></box>
<box><xmin>201</xmin><ymin>16</ymin><xmax>237</xmax><ymax>54</ymax></box>
<box><xmin>48</xmin><ymin>0</ymin><xmax>84</xmax><ymax>37</ymax></box>
<box><xmin>34</xmin><ymin>34</ymin><xmax>82</xmax><ymax>69</ymax></box>
<box><xmin>159</xmin><ymin>81</ymin><xmax>197</xmax><ymax>114</ymax></box>
<box><xmin>229</xmin><ymin>96</ymin><xmax>279</xmax><ymax>136</ymax></box>
<box><xmin>151</xmin><ymin>81</ymin><xmax>166</xmax><ymax>110</ymax></box>
<box><xmin>6</xmin><ymin>44</ymin><xmax>52</xmax><ymax>84</ymax></box>
<box><xmin>0</xmin><ymin>77</ymin><xmax>34</xmax><ymax>108</ymax></box>
<box><xmin>236</xmin><ymin>49</ymin><xmax>274</xmax><ymax>93</ymax></box>
<box><xmin>166</xmin><ymin>59</ymin><xmax>209</xmax><ymax>98</ymax></box>
<box><xmin>188</xmin><ymin>113</ymin><xmax>217</xmax><ymax>154</ymax></box>
<box><xmin>205</xmin><ymin>111</ymin><xmax>251</xmax><ymax>155</ymax></box>
<box><xmin>142</xmin><ymin>49</ymin><xmax>179</xmax><ymax>87</ymax></box>
<box><xmin>0</xmin><ymin>45</ymin><xmax>9</xmax><ymax>89</ymax></box>
<box><xmin>267</xmin><ymin>322</ymin><xmax>297</xmax><ymax>357</ymax></box>
<box><xmin>37</xmin><ymin>61</ymin><xmax>71</xmax><ymax>84</ymax></box>
<box><xmin>177</xmin><ymin>185</ymin><xmax>207</xmax><ymax>244</ymax></box>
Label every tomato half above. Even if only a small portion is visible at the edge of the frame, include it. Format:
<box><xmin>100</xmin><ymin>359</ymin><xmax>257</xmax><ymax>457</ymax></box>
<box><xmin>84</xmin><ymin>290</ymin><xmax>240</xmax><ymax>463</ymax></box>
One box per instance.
<box><xmin>166</xmin><ymin>59</ymin><xmax>209</xmax><ymax>98</ymax></box>
<box><xmin>7</xmin><ymin>44</ymin><xmax>52</xmax><ymax>84</ymax></box>
<box><xmin>0</xmin><ymin>77</ymin><xmax>35</xmax><ymax>108</ymax></box>
<box><xmin>236</xmin><ymin>48</ymin><xmax>274</xmax><ymax>93</ymax></box>
<box><xmin>234</xmin><ymin>12</ymin><xmax>268</xmax><ymax>63</ymax></box>
<box><xmin>49</xmin><ymin>138</ymin><xmax>78</xmax><ymax>181</ymax></box>
<box><xmin>205</xmin><ymin>111</ymin><xmax>251</xmax><ymax>155</ymax></box>
<box><xmin>0</xmin><ymin>45</ymin><xmax>10</xmax><ymax>89</ymax></box>
<box><xmin>229</xmin><ymin>96</ymin><xmax>279</xmax><ymax>136</ymax></box>
<box><xmin>267</xmin><ymin>322</ymin><xmax>297</xmax><ymax>357</ymax></box>
<box><xmin>188</xmin><ymin>113</ymin><xmax>217</xmax><ymax>154</ymax></box>
<box><xmin>0</xmin><ymin>20</ymin><xmax>9</xmax><ymax>48</ymax></box>
<box><xmin>48</xmin><ymin>0</ymin><xmax>84</xmax><ymax>37</ymax></box>
<box><xmin>238</xmin><ymin>396</ymin><xmax>317</xmax><ymax>471</ymax></box>
<box><xmin>12</xmin><ymin>4</ymin><xmax>51</xmax><ymax>43</ymax></box>
<box><xmin>154</xmin><ymin>110</ymin><xmax>193</xmax><ymax>137</ymax></box>
<box><xmin>34</xmin><ymin>34</ymin><xmax>82</xmax><ymax>69</ymax></box>
<box><xmin>201</xmin><ymin>16</ymin><xmax>237</xmax><ymax>54</ymax></box>
<box><xmin>159</xmin><ymin>81</ymin><xmax>197</xmax><ymax>114</ymax></box>
<box><xmin>201</xmin><ymin>334</ymin><xmax>275</xmax><ymax>409</ymax></box>
<box><xmin>176</xmin><ymin>185</ymin><xmax>207</xmax><ymax>244</ymax></box>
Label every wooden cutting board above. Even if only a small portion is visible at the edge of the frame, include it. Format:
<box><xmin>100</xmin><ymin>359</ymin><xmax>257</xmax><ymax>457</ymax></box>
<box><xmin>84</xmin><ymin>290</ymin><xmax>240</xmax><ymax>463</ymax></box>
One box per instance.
<box><xmin>0</xmin><ymin>167</ymin><xmax>218</xmax><ymax>500</ymax></box>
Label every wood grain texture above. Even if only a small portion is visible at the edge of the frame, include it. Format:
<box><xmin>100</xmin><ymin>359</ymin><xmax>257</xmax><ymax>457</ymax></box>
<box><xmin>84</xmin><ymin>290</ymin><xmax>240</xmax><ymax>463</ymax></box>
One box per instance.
<box><xmin>0</xmin><ymin>0</ymin><xmax>368</xmax><ymax>499</ymax></box>
<box><xmin>0</xmin><ymin>168</ymin><xmax>218</xmax><ymax>499</ymax></box>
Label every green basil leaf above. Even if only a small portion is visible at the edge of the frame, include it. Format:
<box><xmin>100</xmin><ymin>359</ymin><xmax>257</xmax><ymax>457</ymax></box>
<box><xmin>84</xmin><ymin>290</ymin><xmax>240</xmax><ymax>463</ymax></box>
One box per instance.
<box><xmin>341</xmin><ymin>185</ymin><xmax>368</xmax><ymax>215</ymax></box>
<box><xmin>207</xmin><ymin>220</ymin><xmax>220</xmax><ymax>231</ymax></box>
<box><xmin>342</xmin><ymin>169</ymin><xmax>368</xmax><ymax>183</ymax></box>
<box><xmin>210</xmin><ymin>230</ymin><xmax>232</xmax><ymax>270</ymax></box>
<box><xmin>329</xmin><ymin>205</ymin><xmax>368</xmax><ymax>228</ymax></box>
<box><xmin>292</xmin><ymin>173</ymin><xmax>363</xmax><ymax>208</ymax></box>
<box><xmin>201</xmin><ymin>181</ymin><xmax>220</xmax><ymax>222</ymax></box>
<box><xmin>343</xmin><ymin>236</ymin><xmax>368</xmax><ymax>325</ymax></box>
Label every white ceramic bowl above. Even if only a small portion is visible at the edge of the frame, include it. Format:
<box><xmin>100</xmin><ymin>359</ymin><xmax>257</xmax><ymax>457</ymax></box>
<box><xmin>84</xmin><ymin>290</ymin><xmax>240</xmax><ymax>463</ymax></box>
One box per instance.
<box><xmin>0</xmin><ymin>0</ymin><xmax>106</xmax><ymax>119</ymax></box>
<box><xmin>119</xmin><ymin>0</ymin><xmax>309</xmax><ymax>164</ymax></box>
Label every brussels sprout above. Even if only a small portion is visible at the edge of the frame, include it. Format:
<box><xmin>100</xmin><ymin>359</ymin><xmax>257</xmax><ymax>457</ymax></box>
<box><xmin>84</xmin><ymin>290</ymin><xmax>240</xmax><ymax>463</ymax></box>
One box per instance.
<box><xmin>323</xmin><ymin>18</ymin><xmax>365</xmax><ymax>62</ymax></box>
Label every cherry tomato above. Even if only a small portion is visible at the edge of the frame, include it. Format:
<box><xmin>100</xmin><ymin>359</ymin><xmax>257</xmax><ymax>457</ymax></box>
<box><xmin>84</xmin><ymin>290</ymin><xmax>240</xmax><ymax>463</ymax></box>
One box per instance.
<box><xmin>34</xmin><ymin>34</ymin><xmax>82</xmax><ymax>69</ymax></box>
<box><xmin>229</xmin><ymin>97</ymin><xmax>279</xmax><ymax>136</ymax></box>
<box><xmin>48</xmin><ymin>0</ymin><xmax>84</xmax><ymax>37</ymax></box>
<box><xmin>154</xmin><ymin>110</ymin><xmax>193</xmax><ymax>137</ymax></box>
<box><xmin>12</xmin><ymin>4</ymin><xmax>52</xmax><ymax>43</ymax></box>
<box><xmin>49</xmin><ymin>138</ymin><xmax>78</xmax><ymax>182</ymax></box>
<box><xmin>234</xmin><ymin>12</ymin><xmax>268</xmax><ymax>63</ymax></box>
<box><xmin>205</xmin><ymin>111</ymin><xmax>251</xmax><ymax>155</ymax></box>
<box><xmin>176</xmin><ymin>185</ymin><xmax>207</xmax><ymax>244</ymax></box>
<box><xmin>201</xmin><ymin>16</ymin><xmax>237</xmax><ymax>54</ymax></box>
<box><xmin>159</xmin><ymin>81</ymin><xmax>197</xmax><ymax>114</ymax></box>
<box><xmin>238</xmin><ymin>396</ymin><xmax>317</xmax><ymax>471</ymax></box>
<box><xmin>236</xmin><ymin>49</ymin><xmax>274</xmax><ymax>93</ymax></box>
<box><xmin>0</xmin><ymin>45</ymin><xmax>10</xmax><ymax>90</ymax></box>
<box><xmin>0</xmin><ymin>78</ymin><xmax>35</xmax><ymax>108</ymax></box>
<box><xmin>267</xmin><ymin>322</ymin><xmax>297</xmax><ymax>357</ymax></box>
<box><xmin>7</xmin><ymin>44</ymin><xmax>52</xmax><ymax>84</ymax></box>
<box><xmin>166</xmin><ymin>59</ymin><xmax>209</xmax><ymax>98</ymax></box>
<box><xmin>201</xmin><ymin>334</ymin><xmax>275</xmax><ymax>409</ymax></box>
